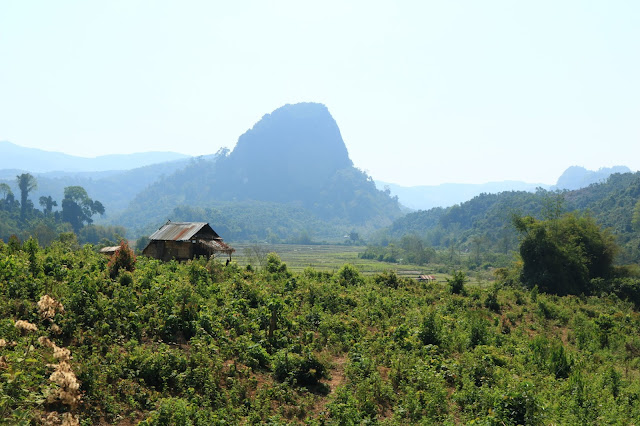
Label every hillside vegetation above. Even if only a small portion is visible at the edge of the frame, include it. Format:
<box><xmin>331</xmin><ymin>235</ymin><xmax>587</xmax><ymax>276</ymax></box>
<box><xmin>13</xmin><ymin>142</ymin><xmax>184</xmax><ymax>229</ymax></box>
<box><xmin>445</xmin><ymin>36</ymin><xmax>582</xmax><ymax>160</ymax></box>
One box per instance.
<box><xmin>386</xmin><ymin>172</ymin><xmax>640</xmax><ymax>264</ymax></box>
<box><xmin>3</xmin><ymin>237</ymin><xmax>640</xmax><ymax>424</ymax></box>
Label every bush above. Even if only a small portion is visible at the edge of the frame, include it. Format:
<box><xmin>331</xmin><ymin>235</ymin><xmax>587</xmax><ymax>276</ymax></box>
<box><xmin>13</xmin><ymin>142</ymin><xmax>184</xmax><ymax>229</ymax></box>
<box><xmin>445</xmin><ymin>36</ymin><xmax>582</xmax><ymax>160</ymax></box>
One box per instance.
<box><xmin>266</xmin><ymin>252</ymin><xmax>288</xmax><ymax>275</ymax></box>
<box><xmin>447</xmin><ymin>270</ymin><xmax>467</xmax><ymax>295</ymax></box>
<box><xmin>273</xmin><ymin>349</ymin><xmax>327</xmax><ymax>387</ymax></box>
<box><xmin>108</xmin><ymin>240</ymin><xmax>136</xmax><ymax>279</ymax></box>
<box><xmin>549</xmin><ymin>342</ymin><xmax>571</xmax><ymax>379</ymax></box>
<box><xmin>493</xmin><ymin>381</ymin><xmax>539</xmax><ymax>425</ymax></box>
<box><xmin>418</xmin><ymin>311</ymin><xmax>441</xmax><ymax>346</ymax></box>
<box><xmin>336</xmin><ymin>264</ymin><xmax>364</xmax><ymax>287</ymax></box>
<box><xmin>514</xmin><ymin>213</ymin><xmax>618</xmax><ymax>295</ymax></box>
<box><xmin>373</xmin><ymin>270</ymin><xmax>400</xmax><ymax>289</ymax></box>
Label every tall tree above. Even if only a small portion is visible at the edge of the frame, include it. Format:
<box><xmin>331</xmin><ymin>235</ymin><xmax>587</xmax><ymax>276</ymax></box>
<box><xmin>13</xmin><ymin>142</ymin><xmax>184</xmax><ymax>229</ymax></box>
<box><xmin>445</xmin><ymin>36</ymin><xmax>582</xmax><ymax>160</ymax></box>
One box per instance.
<box><xmin>39</xmin><ymin>195</ymin><xmax>57</xmax><ymax>215</ymax></box>
<box><xmin>61</xmin><ymin>186</ymin><xmax>105</xmax><ymax>233</ymax></box>
<box><xmin>16</xmin><ymin>173</ymin><xmax>37</xmax><ymax>220</ymax></box>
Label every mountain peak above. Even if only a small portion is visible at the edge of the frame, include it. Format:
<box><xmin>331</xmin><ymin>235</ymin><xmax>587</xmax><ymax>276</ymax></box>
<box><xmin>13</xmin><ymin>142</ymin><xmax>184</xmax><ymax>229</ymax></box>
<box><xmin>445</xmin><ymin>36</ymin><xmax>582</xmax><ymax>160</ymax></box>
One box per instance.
<box><xmin>231</xmin><ymin>102</ymin><xmax>351</xmax><ymax>168</ymax></box>
<box><xmin>556</xmin><ymin>165</ymin><xmax>631</xmax><ymax>190</ymax></box>
<box><xmin>216</xmin><ymin>103</ymin><xmax>353</xmax><ymax>201</ymax></box>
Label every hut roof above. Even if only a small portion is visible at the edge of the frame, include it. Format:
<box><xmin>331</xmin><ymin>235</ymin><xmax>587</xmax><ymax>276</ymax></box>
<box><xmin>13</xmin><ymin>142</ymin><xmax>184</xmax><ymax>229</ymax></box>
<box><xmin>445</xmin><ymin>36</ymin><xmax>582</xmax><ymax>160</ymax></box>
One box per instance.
<box><xmin>200</xmin><ymin>239</ymin><xmax>235</xmax><ymax>254</ymax></box>
<box><xmin>149</xmin><ymin>221</ymin><xmax>221</xmax><ymax>241</ymax></box>
<box><xmin>99</xmin><ymin>245</ymin><xmax>121</xmax><ymax>254</ymax></box>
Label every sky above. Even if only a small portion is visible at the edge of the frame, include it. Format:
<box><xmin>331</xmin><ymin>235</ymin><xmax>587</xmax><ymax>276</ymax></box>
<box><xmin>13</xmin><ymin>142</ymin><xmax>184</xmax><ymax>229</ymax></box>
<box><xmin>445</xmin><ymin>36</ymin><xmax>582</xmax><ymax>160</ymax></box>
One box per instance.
<box><xmin>1</xmin><ymin>1</ymin><xmax>639</xmax><ymax>186</ymax></box>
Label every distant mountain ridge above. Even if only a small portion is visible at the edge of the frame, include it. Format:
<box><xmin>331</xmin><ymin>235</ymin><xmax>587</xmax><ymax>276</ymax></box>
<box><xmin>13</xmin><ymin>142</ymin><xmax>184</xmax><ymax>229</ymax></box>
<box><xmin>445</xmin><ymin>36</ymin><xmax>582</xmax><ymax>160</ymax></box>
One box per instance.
<box><xmin>377</xmin><ymin>166</ymin><xmax>632</xmax><ymax>211</ymax></box>
<box><xmin>0</xmin><ymin>140</ymin><xmax>190</xmax><ymax>172</ymax></box>
<box><xmin>376</xmin><ymin>180</ymin><xmax>549</xmax><ymax>211</ymax></box>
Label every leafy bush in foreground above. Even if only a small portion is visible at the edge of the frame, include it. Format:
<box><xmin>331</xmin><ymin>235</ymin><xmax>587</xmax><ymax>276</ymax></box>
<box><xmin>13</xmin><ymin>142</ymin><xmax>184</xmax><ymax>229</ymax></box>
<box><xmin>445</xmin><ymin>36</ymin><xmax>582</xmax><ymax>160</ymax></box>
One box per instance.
<box><xmin>2</xmin><ymin>240</ymin><xmax>640</xmax><ymax>423</ymax></box>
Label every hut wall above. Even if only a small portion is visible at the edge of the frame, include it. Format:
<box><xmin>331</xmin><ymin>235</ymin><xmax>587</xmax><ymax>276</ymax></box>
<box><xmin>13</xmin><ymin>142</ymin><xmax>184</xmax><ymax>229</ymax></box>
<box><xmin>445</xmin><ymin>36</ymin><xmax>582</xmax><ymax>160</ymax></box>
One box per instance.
<box><xmin>143</xmin><ymin>240</ymin><xmax>195</xmax><ymax>262</ymax></box>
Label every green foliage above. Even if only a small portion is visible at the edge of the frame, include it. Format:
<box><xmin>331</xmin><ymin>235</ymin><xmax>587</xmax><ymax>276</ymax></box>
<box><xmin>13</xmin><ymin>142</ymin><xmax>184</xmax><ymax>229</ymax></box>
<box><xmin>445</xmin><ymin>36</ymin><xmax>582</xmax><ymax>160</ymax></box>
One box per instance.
<box><xmin>633</xmin><ymin>199</ymin><xmax>640</xmax><ymax>232</ymax></box>
<box><xmin>418</xmin><ymin>310</ymin><xmax>441</xmax><ymax>346</ymax></box>
<box><xmin>3</xmin><ymin>240</ymin><xmax>640</xmax><ymax>423</ymax></box>
<box><xmin>23</xmin><ymin>237</ymin><xmax>41</xmax><ymax>277</ymax></box>
<box><xmin>266</xmin><ymin>252</ymin><xmax>287</xmax><ymax>274</ymax></box>
<box><xmin>388</xmin><ymin>172</ymin><xmax>640</xmax><ymax>264</ymax></box>
<box><xmin>335</xmin><ymin>263</ymin><xmax>364</xmax><ymax>287</ymax></box>
<box><xmin>447</xmin><ymin>270</ymin><xmax>467</xmax><ymax>295</ymax></box>
<box><xmin>16</xmin><ymin>173</ymin><xmax>37</xmax><ymax>220</ymax></box>
<box><xmin>273</xmin><ymin>349</ymin><xmax>327</xmax><ymax>387</ymax></box>
<box><xmin>61</xmin><ymin>186</ymin><xmax>105</xmax><ymax>233</ymax></box>
<box><xmin>492</xmin><ymin>381</ymin><xmax>539</xmax><ymax>425</ymax></box>
<box><xmin>515</xmin><ymin>212</ymin><xmax>618</xmax><ymax>295</ymax></box>
<box><xmin>373</xmin><ymin>269</ymin><xmax>401</xmax><ymax>289</ymax></box>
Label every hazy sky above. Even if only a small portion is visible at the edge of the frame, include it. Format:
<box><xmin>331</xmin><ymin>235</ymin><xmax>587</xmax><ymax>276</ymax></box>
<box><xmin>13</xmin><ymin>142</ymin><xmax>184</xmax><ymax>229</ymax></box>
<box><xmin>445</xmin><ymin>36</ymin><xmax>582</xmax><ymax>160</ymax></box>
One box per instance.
<box><xmin>1</xmin><ymin>1</ymin><xmax>638</xmax><ymax>186</ymax></box>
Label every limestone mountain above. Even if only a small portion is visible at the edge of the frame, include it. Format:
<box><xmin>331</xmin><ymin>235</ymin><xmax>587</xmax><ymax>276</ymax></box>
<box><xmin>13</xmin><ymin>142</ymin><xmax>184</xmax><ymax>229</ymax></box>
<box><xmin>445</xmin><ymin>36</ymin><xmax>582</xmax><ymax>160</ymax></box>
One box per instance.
<box><xmin>554</xmin><ymin>165</ymin><xmax>631</xmax><ymax>190</ymax></box>
<box><xmin>116</xmin><ymin>102</ymin><xmax>402</xmax><ymax>239</ymax></box>
<box><xmin>213</xmin><ymin>103</ymin><xmax>353</xmax><ymax>202</ymax></box>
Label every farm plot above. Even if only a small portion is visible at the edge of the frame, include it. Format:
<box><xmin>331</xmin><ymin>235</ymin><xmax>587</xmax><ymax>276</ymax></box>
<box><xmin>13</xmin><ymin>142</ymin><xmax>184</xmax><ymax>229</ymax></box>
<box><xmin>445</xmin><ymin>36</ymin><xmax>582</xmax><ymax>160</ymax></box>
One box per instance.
<box><xmin>230</xmin><ymin>243</ymin><xmax>442</xmax><ymax>281</ymax></box>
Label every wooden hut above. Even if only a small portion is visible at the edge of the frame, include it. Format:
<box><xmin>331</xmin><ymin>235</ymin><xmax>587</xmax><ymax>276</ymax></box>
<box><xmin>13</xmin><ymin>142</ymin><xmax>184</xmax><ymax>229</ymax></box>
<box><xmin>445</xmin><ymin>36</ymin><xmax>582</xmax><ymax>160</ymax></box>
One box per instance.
<box><xmin>142</xmin><ymin>221</ymin><xmax>235</xmax><ymax>262</ymax></box>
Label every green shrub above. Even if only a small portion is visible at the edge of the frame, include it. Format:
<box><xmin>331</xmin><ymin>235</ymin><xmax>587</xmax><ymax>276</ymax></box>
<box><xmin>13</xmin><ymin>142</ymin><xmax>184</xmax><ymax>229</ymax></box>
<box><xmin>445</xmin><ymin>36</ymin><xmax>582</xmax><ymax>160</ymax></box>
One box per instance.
<box><xmin>468</xmin><ymin>316</ymin><xmax>489</xmax><ymax>348</ymax></box>
<box><xmin>493</xmin><ymin>381</ymin><xmax>539</xmax><ymax>425</ymax></box>
<box><xmin>273</xmin><ymin>349</ymin><xmax>327</xmax><ymax>387</ymax></box>
<box><xmin>336</xmin><ymin>264</ymin><xmax>364</xmax><ymax>287</ymax></box>
<box><xmin>484</xmin><ymin>287</ymin><xmax>501</xmax><ymax>313</ymax></box>
<box><xmin>418</xmin><ymin>311</ymin><xmax>441</xmax><ymax>346</ymax></box>
<box><xmin>447</xmin><ymin>270</ymin><xmax>467</xmax><ymax>295</ymax></box>
<box><xmin>549</xmin><ymin>342</ymin><xmax>571</xmax><ymax>379</ymax></box>
<box><xmin>373</xmin><ymin>270</ymin><xmax>400</xmax><ymax>289</ymax></box>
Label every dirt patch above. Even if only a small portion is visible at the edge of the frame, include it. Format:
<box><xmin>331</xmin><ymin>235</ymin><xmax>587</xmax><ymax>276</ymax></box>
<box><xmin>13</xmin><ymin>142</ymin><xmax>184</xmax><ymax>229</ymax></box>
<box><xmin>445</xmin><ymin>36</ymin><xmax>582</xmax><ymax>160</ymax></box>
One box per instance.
<box><xmin>326</xmin><ymin>354</ymin><xmax>347</xmax><ymax>392</ymax></box>
<box><xmin>306</xmin><ymin>354</ymin><xmax>348</xmax><ymax>418</ymax></box>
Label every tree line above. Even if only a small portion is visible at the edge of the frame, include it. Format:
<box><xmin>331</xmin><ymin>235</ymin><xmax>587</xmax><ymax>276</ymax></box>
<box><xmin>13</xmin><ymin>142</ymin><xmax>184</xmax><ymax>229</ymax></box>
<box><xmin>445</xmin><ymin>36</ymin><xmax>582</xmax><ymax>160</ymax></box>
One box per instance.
<box><xmin>0</xmin><ymin>173</ymin><xmax>121</xmax><ymax>245</ymax></box>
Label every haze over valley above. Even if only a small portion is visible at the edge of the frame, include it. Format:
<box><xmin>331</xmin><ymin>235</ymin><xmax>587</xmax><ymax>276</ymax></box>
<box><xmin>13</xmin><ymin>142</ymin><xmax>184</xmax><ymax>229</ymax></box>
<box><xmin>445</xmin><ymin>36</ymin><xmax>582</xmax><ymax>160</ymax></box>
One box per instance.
<box><xmin>1</xmin><ymin>102</ymin><xmax>637</xmax><ymax>247</ymax></box>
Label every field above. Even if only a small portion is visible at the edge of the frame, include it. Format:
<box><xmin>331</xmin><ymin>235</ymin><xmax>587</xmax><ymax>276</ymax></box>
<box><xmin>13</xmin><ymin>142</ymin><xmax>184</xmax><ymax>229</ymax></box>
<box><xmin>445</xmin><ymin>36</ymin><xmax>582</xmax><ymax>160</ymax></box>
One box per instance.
<box><xmin>232</xmin><ymin>243</ymin><xmax>430</xmax><ymax>276</ymax></box>
<box><xmin>230</xmin><ymin>243</ymin><xmax>494</xmax><ymax>286</ymax></box>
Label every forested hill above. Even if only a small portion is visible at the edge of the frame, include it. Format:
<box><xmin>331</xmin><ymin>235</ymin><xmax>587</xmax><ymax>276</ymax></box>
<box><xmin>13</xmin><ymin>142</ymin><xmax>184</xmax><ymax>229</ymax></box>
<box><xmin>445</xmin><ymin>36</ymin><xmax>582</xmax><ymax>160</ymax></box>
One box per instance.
<box><xmin>115</xmin><ymin>103</ymin><xmax>402</xmax><ymax>240</ymax></box>
<box><xmin>388</xmin><ymin>172</ymin><xmax>640</xmax><ymax>262</ymax></box>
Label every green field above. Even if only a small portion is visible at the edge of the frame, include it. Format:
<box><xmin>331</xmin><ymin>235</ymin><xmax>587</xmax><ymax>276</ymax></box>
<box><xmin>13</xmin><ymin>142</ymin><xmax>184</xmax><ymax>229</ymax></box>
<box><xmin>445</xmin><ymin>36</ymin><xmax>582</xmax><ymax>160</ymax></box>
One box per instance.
<box><xmin>231</xmin><ymin>243</ymin><xmax>454</xmax><ymax>283</ymax></box>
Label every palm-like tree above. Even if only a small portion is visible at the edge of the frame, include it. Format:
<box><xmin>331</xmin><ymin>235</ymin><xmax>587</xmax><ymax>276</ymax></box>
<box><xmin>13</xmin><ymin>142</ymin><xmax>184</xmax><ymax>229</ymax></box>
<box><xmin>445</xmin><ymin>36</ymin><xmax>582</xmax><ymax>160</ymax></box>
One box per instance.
<box><xmin>16</xmin><ymin>173</ymin><xmax>37</xmax><ymax>220</ymax></box>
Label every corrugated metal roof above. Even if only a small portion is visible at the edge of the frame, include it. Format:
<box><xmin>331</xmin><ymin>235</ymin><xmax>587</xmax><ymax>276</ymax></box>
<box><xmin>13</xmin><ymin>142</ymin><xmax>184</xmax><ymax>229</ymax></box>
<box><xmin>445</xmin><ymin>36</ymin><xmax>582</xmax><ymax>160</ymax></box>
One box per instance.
<box><xmin>148</xmin><ymin>222</ymin><xmax>211</xmax><ymax>241</ymax></box>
